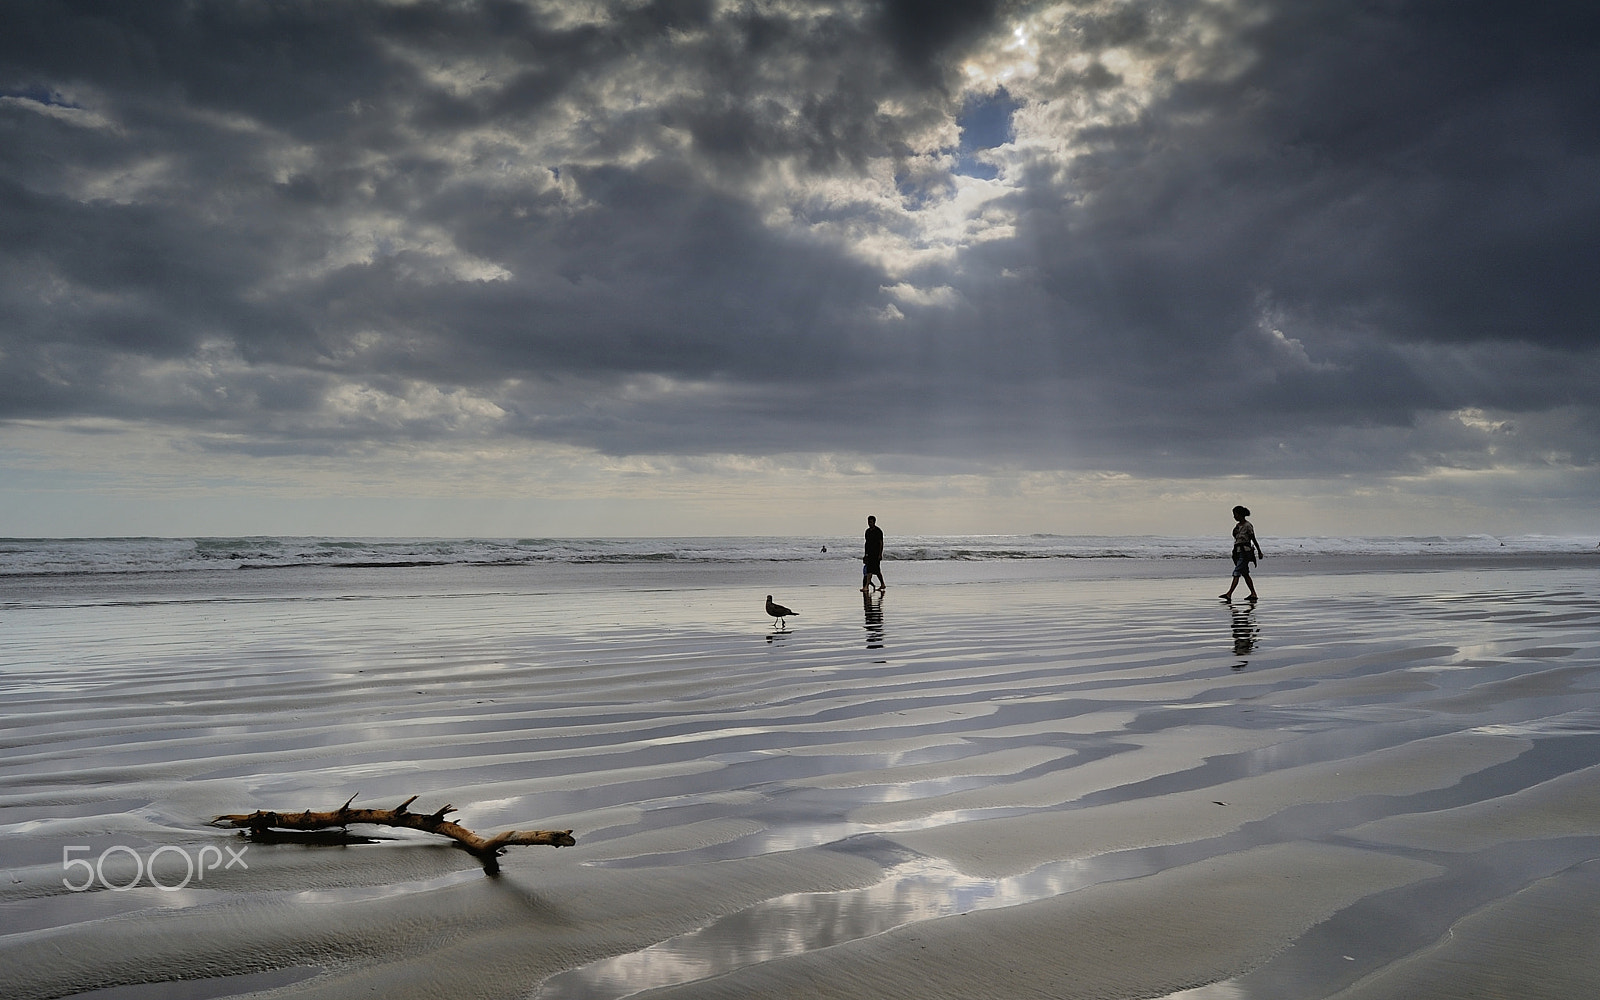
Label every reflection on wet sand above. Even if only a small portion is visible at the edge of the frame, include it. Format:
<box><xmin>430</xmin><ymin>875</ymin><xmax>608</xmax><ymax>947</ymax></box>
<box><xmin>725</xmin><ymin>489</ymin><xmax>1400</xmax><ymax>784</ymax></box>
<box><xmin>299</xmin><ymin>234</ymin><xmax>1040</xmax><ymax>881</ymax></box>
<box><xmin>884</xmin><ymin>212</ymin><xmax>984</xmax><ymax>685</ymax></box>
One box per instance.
<box><xmin>863</xmin><ymin>590</ymin><xmax>884</xmax><ymax>651</ymax></box>
<box><xmin>536</xmin><ymin>850</ymin><xmax>1126</xmax><ymax>1000</ymax></box>
<box><xmin>1230</xmin><ymin>604</ymin><xmax>1259</xmax><ymax>666</ymax></box>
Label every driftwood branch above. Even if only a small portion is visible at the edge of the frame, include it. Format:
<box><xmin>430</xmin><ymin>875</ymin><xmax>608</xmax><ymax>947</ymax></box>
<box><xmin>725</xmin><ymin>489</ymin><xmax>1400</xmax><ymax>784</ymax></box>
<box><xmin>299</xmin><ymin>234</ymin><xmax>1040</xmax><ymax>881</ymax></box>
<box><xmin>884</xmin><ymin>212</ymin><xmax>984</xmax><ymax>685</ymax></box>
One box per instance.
<box><xmin>210</xmin><ymin>795</ymin><xmax>575</xmax><ymax>872</ymax></box>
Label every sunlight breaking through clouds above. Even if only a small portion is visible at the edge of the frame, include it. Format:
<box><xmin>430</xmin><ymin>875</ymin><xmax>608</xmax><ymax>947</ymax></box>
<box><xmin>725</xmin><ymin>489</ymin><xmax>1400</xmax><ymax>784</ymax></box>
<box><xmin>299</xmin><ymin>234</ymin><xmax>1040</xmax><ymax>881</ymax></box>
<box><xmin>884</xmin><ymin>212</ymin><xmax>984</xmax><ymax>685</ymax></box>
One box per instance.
<box><xmin>1</xmin><ymin>0</ymin><xmax>1597</xmax><ymax>534</ymax></box>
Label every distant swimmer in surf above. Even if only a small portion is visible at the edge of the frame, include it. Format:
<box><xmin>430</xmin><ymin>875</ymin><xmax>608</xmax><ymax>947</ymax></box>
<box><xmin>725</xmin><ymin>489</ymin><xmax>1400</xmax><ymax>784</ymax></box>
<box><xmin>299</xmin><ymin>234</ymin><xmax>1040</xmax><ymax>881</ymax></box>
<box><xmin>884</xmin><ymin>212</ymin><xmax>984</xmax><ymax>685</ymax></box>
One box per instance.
<box><xmin>861</xmin><ymin>515</ymin><xmax>886</xmax><ymax>593</ymax></box>
<box><xmin>765</xmin><ymin>595</ymin><xmax>798</xmax><ymax>628</ymax></box>
<box><xmin>1220</xmin><ymin>505</ymin><xmax>1265</xmax><ymax>602</ymax></box>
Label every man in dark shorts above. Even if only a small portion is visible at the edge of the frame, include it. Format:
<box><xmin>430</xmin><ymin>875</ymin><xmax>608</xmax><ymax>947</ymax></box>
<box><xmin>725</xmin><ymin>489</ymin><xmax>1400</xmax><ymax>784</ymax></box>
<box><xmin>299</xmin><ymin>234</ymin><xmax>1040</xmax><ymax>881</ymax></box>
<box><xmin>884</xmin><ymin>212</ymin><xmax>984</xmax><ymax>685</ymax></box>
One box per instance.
<box><xmin>861</xmin><ymin>515</ymin><xmax>886</xmax><ymax>592</ymax></box>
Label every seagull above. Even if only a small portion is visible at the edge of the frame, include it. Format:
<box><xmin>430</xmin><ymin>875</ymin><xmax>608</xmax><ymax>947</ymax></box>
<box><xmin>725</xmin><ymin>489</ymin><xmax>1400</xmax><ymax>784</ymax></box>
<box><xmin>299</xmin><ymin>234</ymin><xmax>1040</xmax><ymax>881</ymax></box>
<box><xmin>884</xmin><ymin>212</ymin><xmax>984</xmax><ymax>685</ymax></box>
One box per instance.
<box><xmin>765</xmin><ymin>595</ymin><xmax>798</xmax><ymax>628</ymax></box>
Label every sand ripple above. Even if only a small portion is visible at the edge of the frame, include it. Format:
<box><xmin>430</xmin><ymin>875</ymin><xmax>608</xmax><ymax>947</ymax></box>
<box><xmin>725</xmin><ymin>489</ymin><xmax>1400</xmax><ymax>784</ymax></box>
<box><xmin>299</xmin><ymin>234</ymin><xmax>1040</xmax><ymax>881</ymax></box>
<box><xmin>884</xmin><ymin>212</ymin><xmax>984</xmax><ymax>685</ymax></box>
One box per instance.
<box><xmin>2</xmin><ymin>565</ymin><xmax>1599</xmax><ymax>999</ymax></box>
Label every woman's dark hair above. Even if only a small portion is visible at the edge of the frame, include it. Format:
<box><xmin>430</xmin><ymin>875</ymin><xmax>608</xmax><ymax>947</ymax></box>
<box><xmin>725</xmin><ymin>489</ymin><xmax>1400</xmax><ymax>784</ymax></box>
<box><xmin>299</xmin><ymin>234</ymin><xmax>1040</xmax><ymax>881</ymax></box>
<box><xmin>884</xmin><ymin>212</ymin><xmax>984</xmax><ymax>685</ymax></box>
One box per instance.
<box><xmin>1233</xmin><ymin>505</ymin><xmax>1250</xmax><ymax>518</ymax></box>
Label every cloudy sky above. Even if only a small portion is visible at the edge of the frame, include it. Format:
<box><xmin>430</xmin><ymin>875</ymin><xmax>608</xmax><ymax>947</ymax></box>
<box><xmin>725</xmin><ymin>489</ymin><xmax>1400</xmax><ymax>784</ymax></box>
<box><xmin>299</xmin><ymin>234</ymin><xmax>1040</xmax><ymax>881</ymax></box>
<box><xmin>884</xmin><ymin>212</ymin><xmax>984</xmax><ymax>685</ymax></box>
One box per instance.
<box><xmin>2</xmin><ymin>0</ymin><xmax>1597</xmax><ymax>538</ymax></box>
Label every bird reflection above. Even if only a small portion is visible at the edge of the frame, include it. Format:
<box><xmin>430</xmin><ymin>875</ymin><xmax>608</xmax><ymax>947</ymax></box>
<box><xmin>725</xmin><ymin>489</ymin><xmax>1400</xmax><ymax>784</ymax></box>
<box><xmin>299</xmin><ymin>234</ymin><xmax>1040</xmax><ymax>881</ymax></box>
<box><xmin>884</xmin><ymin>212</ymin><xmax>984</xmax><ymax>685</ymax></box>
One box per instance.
<box><xmin>863</xmin><ymin>589</ymin><xmax>884</xmax><ymax>651</ymax></box>
<box><xmin>1229</xmin><ymin>603</ymin><xmax>1259</xmax><ymax>668</ymax></box>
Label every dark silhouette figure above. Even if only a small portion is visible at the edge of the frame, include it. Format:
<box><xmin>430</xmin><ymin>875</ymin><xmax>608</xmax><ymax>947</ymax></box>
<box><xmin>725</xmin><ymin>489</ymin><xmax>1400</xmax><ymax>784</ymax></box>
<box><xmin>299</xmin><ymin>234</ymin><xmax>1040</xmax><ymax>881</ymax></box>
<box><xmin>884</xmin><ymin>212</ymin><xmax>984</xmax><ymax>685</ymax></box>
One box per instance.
<box><xmin>1220</xmin><ymin>505</ymin><xmax>1264</xmax><ymax>602</ymax></box>
<box><xmin>861</xmin><ymin>515</ymin><xmax>886</xmax><ymax>592</ymax></box>
<box><xmin>765</xmin><ymin>595</ymin><xmax>798</xmax><ymax>628</ymax></box>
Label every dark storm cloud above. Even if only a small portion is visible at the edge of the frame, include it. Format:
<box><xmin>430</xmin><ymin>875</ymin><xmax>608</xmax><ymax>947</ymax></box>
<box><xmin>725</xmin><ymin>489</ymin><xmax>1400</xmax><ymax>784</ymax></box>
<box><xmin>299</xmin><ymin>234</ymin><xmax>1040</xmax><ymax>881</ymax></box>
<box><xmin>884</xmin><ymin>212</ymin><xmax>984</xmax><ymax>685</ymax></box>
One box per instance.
<box><xmin>1</xmin><ymin>0</ymin><xmax>1597</xmax><ymax>480</ymax></box>
<box><xmin>1183</xmin><ymin>0</ymin><xmax>1600</xmax><ymax>350</ymax></box>
<box><xmin>876</xmin><ymin>0</ymin><xmax>1007</xmax><ymax>85</ymax></box>
<box><xmin>932</xmin><ymin>0</ymin><xmax>1600</xmax><ymax>470</ymax></box>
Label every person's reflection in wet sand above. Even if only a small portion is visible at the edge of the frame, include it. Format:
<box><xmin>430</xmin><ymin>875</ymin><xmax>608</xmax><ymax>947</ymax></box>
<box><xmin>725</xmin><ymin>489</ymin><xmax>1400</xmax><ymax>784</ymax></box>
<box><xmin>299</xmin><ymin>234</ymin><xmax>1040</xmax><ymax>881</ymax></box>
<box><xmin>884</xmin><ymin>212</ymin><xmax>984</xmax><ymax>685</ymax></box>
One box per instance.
<box><xmin>863</xmin><ymin>589</ymin><xmax>885</xmax><ymax>652</ymax></box>
<box><xmin>1229</xmin><ymin>603</ymin><xmax>1259</xmax><ymax>668</ymax></box>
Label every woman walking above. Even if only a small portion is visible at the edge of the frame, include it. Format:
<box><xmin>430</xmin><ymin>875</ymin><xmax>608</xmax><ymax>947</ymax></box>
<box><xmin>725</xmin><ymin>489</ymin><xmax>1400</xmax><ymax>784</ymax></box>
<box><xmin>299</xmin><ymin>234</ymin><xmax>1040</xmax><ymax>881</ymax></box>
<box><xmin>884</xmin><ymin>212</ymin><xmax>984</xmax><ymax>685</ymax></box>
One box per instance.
<box><xmin>1221</xmin><ymin>505</ymin><xmax>1265</xmax><ymax>601</ymax></box>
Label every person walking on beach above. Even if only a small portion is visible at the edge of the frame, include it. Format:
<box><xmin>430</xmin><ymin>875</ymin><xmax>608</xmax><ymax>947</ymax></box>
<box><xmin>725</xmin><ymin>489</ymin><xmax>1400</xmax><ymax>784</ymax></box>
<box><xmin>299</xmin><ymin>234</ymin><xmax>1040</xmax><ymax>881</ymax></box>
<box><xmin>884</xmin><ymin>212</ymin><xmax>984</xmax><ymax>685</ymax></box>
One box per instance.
<box><xmin>1221</xmin><ymin>505</ymin><xmax>1265</xmax><ymax>601</ymax></box>
<box><xmin>862</xmin><ymin>515</ymin><xmax>886</xmax><ymax>592</ymax></box>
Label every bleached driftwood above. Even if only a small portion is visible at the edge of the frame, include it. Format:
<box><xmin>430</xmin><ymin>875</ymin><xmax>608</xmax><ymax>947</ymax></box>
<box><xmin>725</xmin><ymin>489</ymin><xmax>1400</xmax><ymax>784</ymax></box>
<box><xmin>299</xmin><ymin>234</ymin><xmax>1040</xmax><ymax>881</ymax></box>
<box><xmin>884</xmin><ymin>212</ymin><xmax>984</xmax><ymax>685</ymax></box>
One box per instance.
<box><xmin>210</xmin><ymin>795</ymin><xmax>575</xmax><ymax>872</ymax></box>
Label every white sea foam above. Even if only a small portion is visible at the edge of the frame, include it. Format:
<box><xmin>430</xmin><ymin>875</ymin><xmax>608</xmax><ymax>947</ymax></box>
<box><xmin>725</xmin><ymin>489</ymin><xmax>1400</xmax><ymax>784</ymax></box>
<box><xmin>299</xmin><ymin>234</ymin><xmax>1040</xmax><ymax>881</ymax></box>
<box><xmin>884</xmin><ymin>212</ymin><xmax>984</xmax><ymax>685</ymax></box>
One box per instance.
<box><xmin>0</xmin><ymin>533</ymin><xmax>1594</xmax><ymax>577</ymax></box>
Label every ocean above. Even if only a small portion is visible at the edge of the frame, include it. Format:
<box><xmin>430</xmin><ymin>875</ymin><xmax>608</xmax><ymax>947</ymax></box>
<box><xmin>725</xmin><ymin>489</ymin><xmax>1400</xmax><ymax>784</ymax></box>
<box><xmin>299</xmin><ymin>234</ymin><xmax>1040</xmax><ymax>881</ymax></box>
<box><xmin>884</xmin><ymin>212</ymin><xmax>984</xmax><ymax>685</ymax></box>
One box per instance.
<box><xmin>3</xmin><ymin>532</ymin><xmax>1595</xmax><ymax>579</ymax></box>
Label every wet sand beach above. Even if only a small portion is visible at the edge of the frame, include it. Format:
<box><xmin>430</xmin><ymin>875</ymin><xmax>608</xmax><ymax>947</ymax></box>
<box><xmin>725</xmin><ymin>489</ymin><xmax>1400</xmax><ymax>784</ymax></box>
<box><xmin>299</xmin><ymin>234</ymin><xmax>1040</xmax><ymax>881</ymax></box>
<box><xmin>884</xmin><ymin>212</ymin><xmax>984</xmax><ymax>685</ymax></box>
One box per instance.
<box><xmin>3</xmin><ymin>553</ymin><xmax>1599</xmax><ymax>999</ymax></box>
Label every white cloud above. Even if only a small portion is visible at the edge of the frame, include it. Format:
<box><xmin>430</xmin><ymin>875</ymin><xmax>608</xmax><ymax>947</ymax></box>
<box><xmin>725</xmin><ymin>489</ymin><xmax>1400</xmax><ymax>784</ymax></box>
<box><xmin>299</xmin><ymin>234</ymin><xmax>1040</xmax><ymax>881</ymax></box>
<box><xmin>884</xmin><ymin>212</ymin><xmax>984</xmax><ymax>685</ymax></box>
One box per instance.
<box><xmin>0</xmin><ymin>94</ymin><xmax>118</xmax><ymax>131</ymax></box>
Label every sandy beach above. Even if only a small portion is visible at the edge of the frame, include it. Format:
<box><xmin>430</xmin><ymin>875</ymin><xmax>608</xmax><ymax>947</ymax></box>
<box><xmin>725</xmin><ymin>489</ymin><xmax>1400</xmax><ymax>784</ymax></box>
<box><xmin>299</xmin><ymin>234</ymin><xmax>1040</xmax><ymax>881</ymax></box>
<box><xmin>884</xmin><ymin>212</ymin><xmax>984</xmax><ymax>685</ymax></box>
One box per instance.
<box><xmin>3</xmin><ymin>550</ymin><xmax>1600</xmax><ymax>999</ymax></box>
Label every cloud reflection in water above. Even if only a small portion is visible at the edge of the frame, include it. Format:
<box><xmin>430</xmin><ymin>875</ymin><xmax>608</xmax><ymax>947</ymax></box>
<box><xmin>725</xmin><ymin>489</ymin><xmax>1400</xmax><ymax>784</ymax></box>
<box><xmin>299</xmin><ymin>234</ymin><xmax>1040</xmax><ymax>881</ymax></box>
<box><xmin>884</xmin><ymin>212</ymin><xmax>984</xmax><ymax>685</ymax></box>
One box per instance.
<box><xmin>536</xmin><ymin>852</ymin><xmax>1103</xmax><ymax>999</ymax></box>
